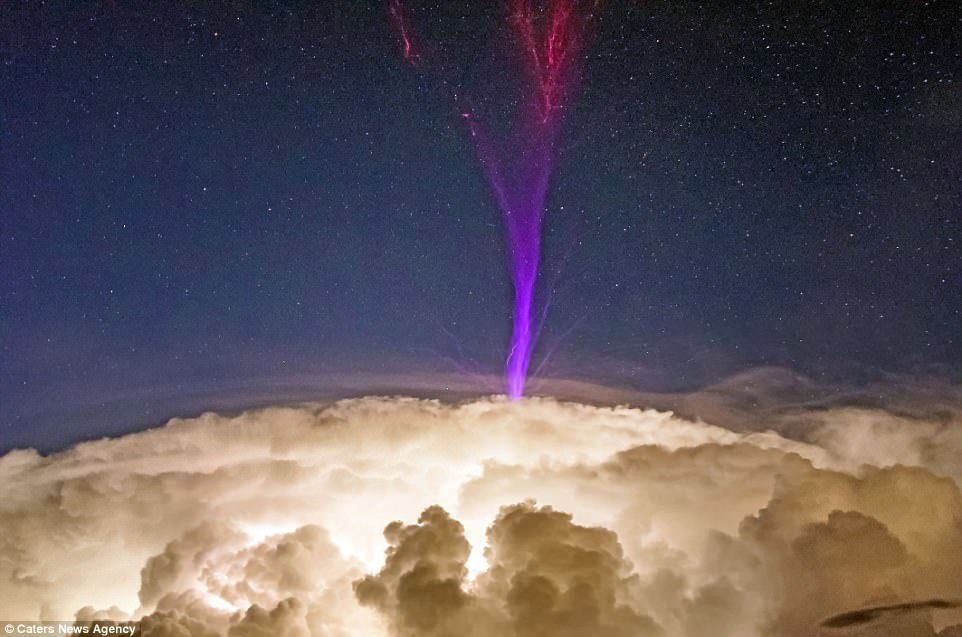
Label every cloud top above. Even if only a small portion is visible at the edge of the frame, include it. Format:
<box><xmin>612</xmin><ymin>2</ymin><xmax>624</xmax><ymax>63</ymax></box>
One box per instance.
<box><xmin>2</xmin><ymin>391</ymin><xmax>962</xmax><ymax>635</ymax></box>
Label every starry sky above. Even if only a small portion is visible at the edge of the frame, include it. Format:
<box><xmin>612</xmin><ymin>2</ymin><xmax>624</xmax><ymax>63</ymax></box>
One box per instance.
<box><xmin>2</xmin><ymin>0</ymin><xmax>960</xmax><ymax>452</ymax></box>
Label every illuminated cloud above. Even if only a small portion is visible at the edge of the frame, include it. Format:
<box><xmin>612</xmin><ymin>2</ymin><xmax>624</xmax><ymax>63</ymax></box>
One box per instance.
<box><xmin>2</xmin><ymin>388</ymin><xmax>962</xmax><ymax>635</ymax></box>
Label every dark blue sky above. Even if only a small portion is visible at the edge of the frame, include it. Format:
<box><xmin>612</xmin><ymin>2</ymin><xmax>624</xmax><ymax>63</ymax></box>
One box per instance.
<box><xmin>2</xmin><ymin>1</ymin><xmax>960</xmax><ymax>451</ymax></box>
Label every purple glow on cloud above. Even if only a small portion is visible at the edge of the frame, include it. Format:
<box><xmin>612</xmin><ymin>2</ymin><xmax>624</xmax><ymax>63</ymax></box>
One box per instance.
<box><xmin>391</xmin><ymin>0</ymin><xmax>593</xmax><ymax>398</ymax></box>
<box><xmin>465</xmin><ymin>116</ymin><xmax>558</xmax><ymax>399</ymax></box>
<box><xmin>469</xmin><ymin>0</ymin><xmax>589</xmax><ymax>399</ymax></box>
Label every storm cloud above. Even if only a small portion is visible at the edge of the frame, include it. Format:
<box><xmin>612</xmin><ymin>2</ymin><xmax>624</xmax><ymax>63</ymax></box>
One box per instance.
<box><xmin>3</xmin><ymin>384</ymin><xmax>962</xmax><ymax>636</ymax></box>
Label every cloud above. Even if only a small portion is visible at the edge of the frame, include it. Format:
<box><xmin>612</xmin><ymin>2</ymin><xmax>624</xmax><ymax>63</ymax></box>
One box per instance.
<box><xmin>355</xmin><ymin>502</ymin><xmax>659</xmax><ymax>637</ymax></box>
<box><xmin>1</xmin><ymin>387</ymin><xmax>962</xmax><ymax>635</ymax></box>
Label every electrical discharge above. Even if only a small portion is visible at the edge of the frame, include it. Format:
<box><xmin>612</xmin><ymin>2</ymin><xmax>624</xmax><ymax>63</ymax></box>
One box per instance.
<box><xmin>390</xmin><ymin>0</ymin><xmax>597</xmax><ymax>398</ymax></box>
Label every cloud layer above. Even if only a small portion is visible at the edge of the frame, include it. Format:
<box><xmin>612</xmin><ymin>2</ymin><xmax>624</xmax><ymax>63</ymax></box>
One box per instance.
<box><xmin>3</xmin><ymin>386</ymin><xmax>962</xmax><ymax>636</ymax></box>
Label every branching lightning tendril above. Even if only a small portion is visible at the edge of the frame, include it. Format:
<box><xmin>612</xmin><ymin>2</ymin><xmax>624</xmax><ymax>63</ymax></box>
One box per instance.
<box><xmin>388</xmin><ymin>0</ymin><xmax>417</xmax><ymax>63</ymax></box>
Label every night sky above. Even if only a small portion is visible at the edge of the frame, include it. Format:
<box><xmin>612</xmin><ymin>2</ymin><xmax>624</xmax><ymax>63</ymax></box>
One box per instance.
<box><xmin>2</xmin><ymin>1</ymin><xmax>960</xmax><ymax>452</ymax></box>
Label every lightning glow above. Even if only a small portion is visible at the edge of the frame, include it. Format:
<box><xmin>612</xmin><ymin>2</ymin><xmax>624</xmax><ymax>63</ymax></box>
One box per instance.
<box><xmin>471</xmin><ymin>0</ymin><xmax>593</xmax><ymax>398</ymax></box>
<box><xmin>9</xmin><ymin>395</ymin><xmax>962</xmax><ymax>636</ymax></box>
<box><xmin>389</xmin><ymin>1</ymin><xmax>595</xmax><ymax>399</ymax></box>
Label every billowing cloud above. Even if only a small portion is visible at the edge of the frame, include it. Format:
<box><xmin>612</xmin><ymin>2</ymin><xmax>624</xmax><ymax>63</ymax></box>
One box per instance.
<box><xmin>355</xmin><ymin>502</ymin><xmax>659</xmax><ymax>637</ymax></box>
<box><xmin>2</xmin><ymin>384</ymin><xmax>962</xmax><ymax>636</ymax></box>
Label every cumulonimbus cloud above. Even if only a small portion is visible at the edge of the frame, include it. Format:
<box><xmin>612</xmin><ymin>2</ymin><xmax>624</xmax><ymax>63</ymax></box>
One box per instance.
<box><xmin>2</xmin><ymin>385</ymin><xmax>962</xmax><ymax>636</ymax></box>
